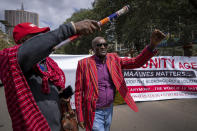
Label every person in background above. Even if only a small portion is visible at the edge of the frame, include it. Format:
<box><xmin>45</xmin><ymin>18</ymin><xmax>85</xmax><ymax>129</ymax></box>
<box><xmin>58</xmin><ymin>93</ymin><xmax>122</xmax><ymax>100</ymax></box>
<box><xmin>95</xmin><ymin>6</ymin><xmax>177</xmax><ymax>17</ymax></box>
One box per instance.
<box><xmin>75</xmin><ymin>29</ymin><xmax>166</xmax><ymax>131</ymax></box>
<box><xmin>0</xmin><ymin>20</ymin><xmax>100</xmax><ymax>131</ymax></box>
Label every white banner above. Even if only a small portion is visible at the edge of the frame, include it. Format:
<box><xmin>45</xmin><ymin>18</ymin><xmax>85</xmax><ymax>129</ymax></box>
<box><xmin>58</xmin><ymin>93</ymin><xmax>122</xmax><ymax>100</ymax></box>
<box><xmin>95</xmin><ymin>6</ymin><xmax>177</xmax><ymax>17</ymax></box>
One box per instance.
<box><xmin>50</xmin><ymin>55</ymin><xmax>197</xmax><ymax>107</ymax></box>
<box><xmin>50</xmin><ymin>54</ymin><xmax>90</xmax><ymax>108</ymax></box>
<box><xmin>124</xmin><ymin>56</ymin><xmax>197</xmax><ymax>101</ymax></box>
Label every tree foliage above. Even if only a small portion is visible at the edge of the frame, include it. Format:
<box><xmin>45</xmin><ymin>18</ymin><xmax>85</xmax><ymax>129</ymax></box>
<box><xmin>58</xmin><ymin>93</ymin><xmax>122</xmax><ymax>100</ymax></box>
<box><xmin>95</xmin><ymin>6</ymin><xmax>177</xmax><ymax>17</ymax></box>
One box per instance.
<box><xmin>57</xmin><ymin>0</ymin><xmax>197</xmax><ymax>54</ymax></box>
<box><xmin>0</xmin><ymin>30</ymin><xmax>15</xmax><ymax>50</ymax></box>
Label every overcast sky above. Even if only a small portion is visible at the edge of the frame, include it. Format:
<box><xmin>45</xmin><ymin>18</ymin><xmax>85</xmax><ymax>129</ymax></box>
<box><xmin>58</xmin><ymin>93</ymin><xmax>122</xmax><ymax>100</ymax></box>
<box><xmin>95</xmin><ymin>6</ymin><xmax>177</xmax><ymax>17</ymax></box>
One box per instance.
<box><xmin>0</xmin><ymin>0</ymin><xmax>94</xmax><ymax>29</ymax></box>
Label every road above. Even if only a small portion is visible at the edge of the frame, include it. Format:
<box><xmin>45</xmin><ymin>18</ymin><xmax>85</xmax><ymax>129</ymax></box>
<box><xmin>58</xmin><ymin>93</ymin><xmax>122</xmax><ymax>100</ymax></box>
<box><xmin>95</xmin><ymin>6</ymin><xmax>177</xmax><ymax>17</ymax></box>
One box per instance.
<box><xmin>1</xmin><ymin>87</ymin><xmax>197</xmax><ymax>131</ymax></box>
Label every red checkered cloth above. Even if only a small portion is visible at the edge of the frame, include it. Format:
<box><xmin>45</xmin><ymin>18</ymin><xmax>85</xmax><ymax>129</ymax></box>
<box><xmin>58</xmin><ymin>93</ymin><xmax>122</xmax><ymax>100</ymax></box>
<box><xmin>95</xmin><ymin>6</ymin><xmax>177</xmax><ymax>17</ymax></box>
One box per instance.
<box><xmin>0</xmin><ymin>45</ymin><xmax>65</xmax><ymax>131</ymax></box>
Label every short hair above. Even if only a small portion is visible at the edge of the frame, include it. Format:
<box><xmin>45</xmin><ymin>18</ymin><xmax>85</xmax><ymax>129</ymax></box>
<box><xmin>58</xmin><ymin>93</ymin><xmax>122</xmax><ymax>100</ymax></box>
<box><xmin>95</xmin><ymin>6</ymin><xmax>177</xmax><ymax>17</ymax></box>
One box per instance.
<box><xmin>92</xmin><ymin>36</ymin><xmax>105</xmax><ymax>48</ymax></box>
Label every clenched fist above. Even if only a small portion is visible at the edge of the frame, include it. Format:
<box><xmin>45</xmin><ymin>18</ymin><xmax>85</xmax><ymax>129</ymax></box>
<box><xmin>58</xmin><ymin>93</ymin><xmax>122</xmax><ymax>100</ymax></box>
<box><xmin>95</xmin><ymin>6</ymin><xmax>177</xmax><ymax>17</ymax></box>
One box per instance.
<box><xmin>74</xmin><ymin>19</ymin><xmax>101</xmax><ymax>35</ymax></box>
<box><xmin>150</xmin><ymin>29</ymin><xmax>166</xmax><ymax>47</ymax></box>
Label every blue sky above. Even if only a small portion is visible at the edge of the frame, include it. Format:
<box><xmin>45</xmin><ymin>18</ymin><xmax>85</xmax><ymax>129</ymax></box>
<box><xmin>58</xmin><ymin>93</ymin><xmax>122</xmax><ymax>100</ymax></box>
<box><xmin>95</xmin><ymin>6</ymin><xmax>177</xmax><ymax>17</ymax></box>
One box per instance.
<box><xmin>0</xmin><ymin>0</ymin><xmax>95</xmax><ymax>30</ymax></box>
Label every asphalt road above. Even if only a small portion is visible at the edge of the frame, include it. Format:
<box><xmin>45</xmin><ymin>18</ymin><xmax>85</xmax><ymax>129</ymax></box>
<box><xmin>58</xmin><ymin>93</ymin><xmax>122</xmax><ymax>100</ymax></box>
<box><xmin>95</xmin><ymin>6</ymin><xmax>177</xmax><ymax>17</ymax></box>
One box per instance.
<box><xmin>1</xmin><ymin>87</ymin><xmax>197</xmax><ymax>131</ymax></box>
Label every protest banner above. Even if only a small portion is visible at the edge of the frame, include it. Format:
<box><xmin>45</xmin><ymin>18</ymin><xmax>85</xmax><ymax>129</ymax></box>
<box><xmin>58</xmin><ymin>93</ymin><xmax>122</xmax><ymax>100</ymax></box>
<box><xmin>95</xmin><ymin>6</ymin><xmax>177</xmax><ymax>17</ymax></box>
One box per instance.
<box><xmin>50</xmin><ymin>55</ymin><xmax>197</xmax><ymax>108</ymax></box>
<box><xmin>124</xmin><ymin>56</ymin><xmax>197</xmax><ymax>101</ymax></box>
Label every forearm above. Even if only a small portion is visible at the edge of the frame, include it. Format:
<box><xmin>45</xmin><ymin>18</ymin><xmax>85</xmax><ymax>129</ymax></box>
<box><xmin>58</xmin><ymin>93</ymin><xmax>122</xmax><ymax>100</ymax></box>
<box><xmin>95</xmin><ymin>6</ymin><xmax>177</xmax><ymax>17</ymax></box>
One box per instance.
<box><xmin>124</xmin><ymin>29</ymin><xmax>165</xmax><ymax>69</ymax></box>
<box><xmin>75</xmin><ymin>63</ymin><xmax>84</xmax><ymax>122</ymax></box>
<box><xmin>75</xmin><ymin>81</ymin><xmax>84</xmax><ymax>122</ymax></box>
<box><xmin>18</xmin><ymin>22</ymin><xmax>75</xmax><ymax>73</ymax></box>
<box><xmin>121</xmin><ymin>45</ymin><xmax>157</xmax><ymax>69</ymax></box>
<box><xmin>75</xmin><ymin>92</ymin><xmax>84</xmax><ymax>122</ymax></box>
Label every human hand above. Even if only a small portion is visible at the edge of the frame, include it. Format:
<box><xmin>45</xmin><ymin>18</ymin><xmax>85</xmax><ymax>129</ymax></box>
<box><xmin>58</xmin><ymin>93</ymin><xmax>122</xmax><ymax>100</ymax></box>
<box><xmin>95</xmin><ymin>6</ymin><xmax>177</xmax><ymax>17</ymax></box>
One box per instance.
<box><xmin>150</xmin><ymin>29</ymin><xmax>166</xmax><ymax>47</ymax></box>
<box><xmin>74</xmin><ymin>19</ymin><xmax>101</xmax><ymax>35</ymax></box>
<box><xmin>78</xmin><ymin>121</ymin><xmax>85</xmax><ymax>129</ymax></box>
<box><xmin>69</xmin><ymin>109</ymin><xmax>75</xmax><ymax>117</ymax></box>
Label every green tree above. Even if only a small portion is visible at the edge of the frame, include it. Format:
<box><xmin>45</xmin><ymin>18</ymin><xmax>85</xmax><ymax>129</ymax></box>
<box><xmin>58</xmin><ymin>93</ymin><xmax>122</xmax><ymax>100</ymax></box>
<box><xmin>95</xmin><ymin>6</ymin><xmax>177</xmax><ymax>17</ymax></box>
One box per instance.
<box><xmin>0</xmin><ymin>30</ymin><xmax>14</xmax><ymax>50</ymax></box>
<box><xmin>60</xmin><ymin>0</ymin><xmax>197</xmax><ymax>55</ymax></box>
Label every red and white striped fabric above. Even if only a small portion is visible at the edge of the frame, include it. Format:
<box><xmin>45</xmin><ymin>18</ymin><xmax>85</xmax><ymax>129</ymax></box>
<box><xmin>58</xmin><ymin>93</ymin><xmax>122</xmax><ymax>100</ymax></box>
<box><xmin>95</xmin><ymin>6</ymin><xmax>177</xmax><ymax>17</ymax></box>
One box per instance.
<box><xmin>75</xmin><ymin>46</ymin><xmax>157</xmax><ymax>131</ymax></box>
<box><xmin>0</xmin><ymin>45</ymin><xmax>65</xmax><ymax>131</ymax></box>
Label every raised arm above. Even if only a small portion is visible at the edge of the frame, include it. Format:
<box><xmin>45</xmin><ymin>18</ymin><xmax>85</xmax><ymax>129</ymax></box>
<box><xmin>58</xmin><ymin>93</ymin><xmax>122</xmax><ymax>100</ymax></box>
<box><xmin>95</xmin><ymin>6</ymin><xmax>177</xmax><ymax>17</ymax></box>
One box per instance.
<box><xmin>120</xmin><ymin>29</ymin><xmax>166</xmax><ymax>69</ymax></box>
<box><xmin>18</xmin><ymin>20</ymin><xmax>100</xmax><ymax>73</ymax></box>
